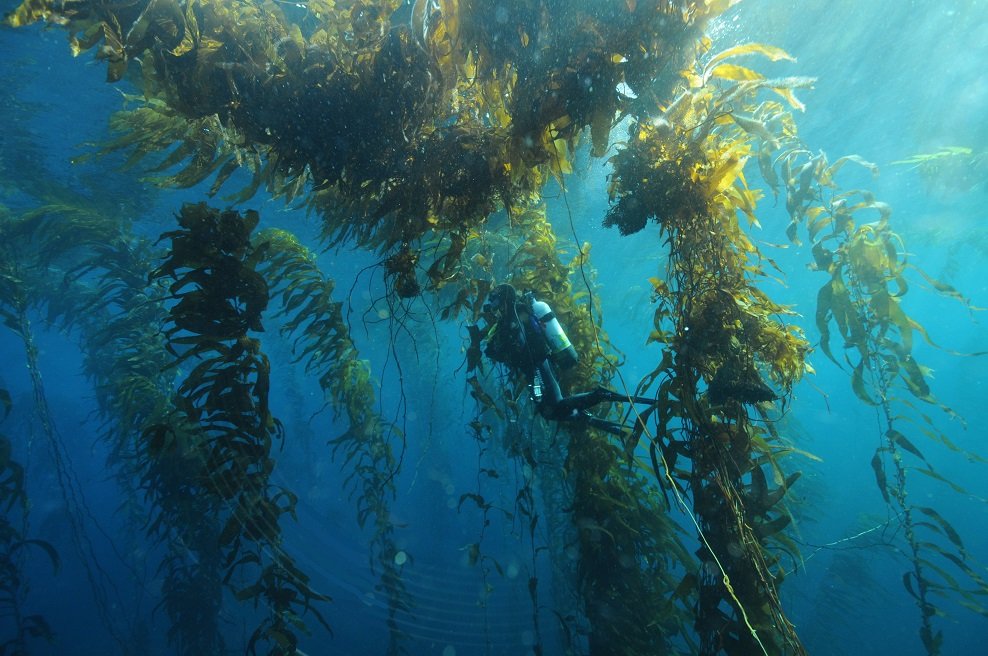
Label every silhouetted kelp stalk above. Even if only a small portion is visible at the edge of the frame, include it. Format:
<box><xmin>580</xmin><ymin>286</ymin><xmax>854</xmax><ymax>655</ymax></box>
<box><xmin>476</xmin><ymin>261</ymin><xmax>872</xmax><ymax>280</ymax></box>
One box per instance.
<box><xmin>776</xmin><ymin>147</ymin><xmax>988</xmax><ymax>654</ymax></box>
<box><xmin>146</xmin><ymin>203</ymin><xmax>330</xmax><ymax>655</ymax></box>
<box><xmin>252</xmin><ymin>227</ymin><xmax>411</xmax><ymax>655</ymax></box>
<box><xmin>424</xmin><ymin>221</ymin><xmax>559</xmax><ymax>652</ymax></box>
<box><xmin>50</xmin><ymin>224</ymin><xmax>229</xmax><ymax>655</ymax></box>
<box><xmin>0</xmin><ymin>198</ymin><xmax>241</xmax><ymax>653</ymax></box>
<box><xmin>454</xmin><ymin>415</ymin><xmax>528</xmax><ymax>652</ymax></box>
<box><xmin>0</xmin><ymin>386</ymin><xmax>59</xmax><ymax>654</ymax></box>
<box><xmin>604</xmin><ymin>44</ymin><xmax>816</xmax><ymax>655</ymax></box>
<box><xmin>0</xmin><ymin>207</ymin><xmax>152</xmax><ymax>653</ymax></box>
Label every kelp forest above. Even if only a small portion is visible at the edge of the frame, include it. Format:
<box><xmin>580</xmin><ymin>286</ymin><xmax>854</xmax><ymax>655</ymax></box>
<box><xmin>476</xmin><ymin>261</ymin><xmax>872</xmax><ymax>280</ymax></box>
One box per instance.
<box><xmin>0</xmin><ymin>1</ymin><xmax>986</xmax><ymax>655</ymax></box>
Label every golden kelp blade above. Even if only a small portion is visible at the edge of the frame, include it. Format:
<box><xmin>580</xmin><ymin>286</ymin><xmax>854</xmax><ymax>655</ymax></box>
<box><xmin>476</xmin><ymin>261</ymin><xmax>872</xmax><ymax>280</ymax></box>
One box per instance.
<box><xmin>5</xmin><ymin>0</ymin><xmax>55</xmax><ymax>27</ymax></box>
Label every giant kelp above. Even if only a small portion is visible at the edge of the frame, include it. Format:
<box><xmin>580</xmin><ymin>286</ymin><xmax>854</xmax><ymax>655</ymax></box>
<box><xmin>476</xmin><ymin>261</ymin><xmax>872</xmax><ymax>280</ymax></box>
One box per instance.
<box><xmin>459</xmin><ymin>204</ymin><xmax>697</xmax><ymax>655</ymax></box>
<box><xmin>0</xmin><ymin>386</ymin><xmax>58</xmax><ymax>655</ymax></box>
<box><xmin>605</xmin><ymin>44</ymin><xmax>812</xmax><ymax>656</ymax></box>
<box><xmin>0</xmin><ymin>205</ymin><xmax>156</xmax><ymax>653</ymax></box>
<box><xmin>3</xmin><ymin>191</ymin><xmax>397</xmax><ymax>654</ymax></box>
<box><xmin>4</xmin><ymin>1</ymin><xmax>789</xmax><ymax>653</ymax></box>
<box><xmin>5</xmin><ymin>1</ymin><xmax>985</xmax><ymax>655</ymax></box>
<box><xmin>146</xmin><ymin>203</ymin><xmax>329</xmax><ymax>655</ymax></box>
<box><xmin>777</xmin><ymin>146</ymin><xmax>988</xmax><ymax>654</ymax></box>
<box><xmin>8</xmin><ymin>0</ymin><xmax>738</xmax><ymax>285</ymax></box>
<box><xmin>252</xmin><ymin>227</ymin><xmax>411</xmax><ymax>654</ymax></box>
<box><xmin>0</xmin><ymin>198</ymin><xmax>233</xmax><ymax>654</ymax></box>
<box><xmin>56</xmin><ymin>226</ymin><xmax>227</xmax><ymax>655</ymax></box>
<box><xmin>892</xmin><ymin>146</ymin><xmax>987</xmax><ymax>195</ymax></box>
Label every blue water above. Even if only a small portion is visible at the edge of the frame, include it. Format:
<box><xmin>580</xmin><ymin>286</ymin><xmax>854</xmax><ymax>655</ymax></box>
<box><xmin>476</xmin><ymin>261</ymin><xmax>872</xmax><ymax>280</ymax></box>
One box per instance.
<box><xmin>1</xmin><ymin>1</ymin><xmax>986</xmax><ymax>655</ymax></box>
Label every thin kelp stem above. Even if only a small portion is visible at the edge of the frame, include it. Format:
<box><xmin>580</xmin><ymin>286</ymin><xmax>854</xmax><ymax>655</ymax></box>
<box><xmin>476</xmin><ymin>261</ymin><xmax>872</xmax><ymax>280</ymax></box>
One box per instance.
<box><xmin>1</xmin><ymin>199</ymin><xmax>230</xmax><ymax>653</ymax></box>
<box><xmin>844</xmin><ymin>260</ymin><xmax>940</xmax><ymax>650</ymax></box>
<box><xmin>253</xmin><ymin>227</ymin><xmax>411</xmax><ymax>654</ymax></box>
<box><xmin>875</xmin><ymin>364</ymin><xmax>940</xmax><ymax>654</ymax></box>
<box><xmin>0</xmin><ymin>252</ymin><xmax>142</xmax><ymax>653</ymax></box>
<box><xmin>776</xmin><ymin>123</ymin><xmax>987</xmax><ymax>653</ymax></box>
<box><xmin>0</xmin><ymin>388</ymin><xmax>58</xmax><ymax>653</ymax></box>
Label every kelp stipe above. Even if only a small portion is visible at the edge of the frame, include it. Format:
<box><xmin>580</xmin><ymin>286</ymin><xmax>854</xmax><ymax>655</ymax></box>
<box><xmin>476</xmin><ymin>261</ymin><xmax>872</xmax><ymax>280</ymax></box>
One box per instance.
<box><xmin>0</xmin><ymin>387</ymin><xmax>58</xmax><ymax>655</ymax></box>
<box><xmin>253</xmin><ymin>228</ymin><xmax>411</xmax><ymax>655</ymax></box>
<box><xmin>148</xmin><ymin>203</ymin><xmax>329</xmax><ymax>655</ymax></box>
<box><xmin>605</xmin><ymin>44</ymin><xmax>816</xmax><ymax>655</ymax></box>
<box><xmin>0</xmin><ymin>207</ymin><xmax>152</xmax><ymax>653</ymax></box>
<box><xmin>5</xmin><ymin>198</ymin><xmax>240</xmax><ymax>654</ymax></box>
<box><xmin>54</xmin><ymin>226</ymin><xmax>228</xmax><ymax>655</ymax></box>
<box><xmin>778</xmin><ymin>151</ymin><xmax>988</xmax><ymax>655</ymax></box>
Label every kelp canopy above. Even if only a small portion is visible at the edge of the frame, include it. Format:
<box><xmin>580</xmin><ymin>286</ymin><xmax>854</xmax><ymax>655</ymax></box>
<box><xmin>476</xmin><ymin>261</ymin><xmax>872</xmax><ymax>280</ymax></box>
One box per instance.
<box><xmin>2</xmin><ymin>1</ymin><xmax>986</xmax><ymax>656</ymax></box>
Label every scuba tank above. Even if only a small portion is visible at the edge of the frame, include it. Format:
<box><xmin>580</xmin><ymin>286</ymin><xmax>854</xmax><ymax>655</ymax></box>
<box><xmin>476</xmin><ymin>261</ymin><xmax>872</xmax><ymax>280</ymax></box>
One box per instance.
<box><xmin>527</xmin><ymin>293</ymin><xmax>578</xmax><ymax>370</ymax></box>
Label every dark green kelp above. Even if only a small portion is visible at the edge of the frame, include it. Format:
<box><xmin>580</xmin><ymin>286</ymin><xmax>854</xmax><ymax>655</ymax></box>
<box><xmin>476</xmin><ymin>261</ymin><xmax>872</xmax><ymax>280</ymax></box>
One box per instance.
<box><xmin>0</xmin><ymin>386</ymin><xmax>58</xmax><ymax>655</ymax></box>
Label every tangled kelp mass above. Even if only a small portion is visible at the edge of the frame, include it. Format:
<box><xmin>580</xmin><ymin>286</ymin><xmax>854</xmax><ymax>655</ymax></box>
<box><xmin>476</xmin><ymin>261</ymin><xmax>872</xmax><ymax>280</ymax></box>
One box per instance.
<box><xmin>1</xmin><ymin>1</ymin><xmax>986</xmax><ymax>655</ymax></box>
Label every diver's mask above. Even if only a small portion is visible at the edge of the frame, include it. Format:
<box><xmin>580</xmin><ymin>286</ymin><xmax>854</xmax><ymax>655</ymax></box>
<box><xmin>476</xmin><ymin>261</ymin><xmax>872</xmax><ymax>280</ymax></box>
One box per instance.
<box><xmin>483</xmin><ymin>283</ymin><xmax>517</xmax><ymax>319</ymax></box>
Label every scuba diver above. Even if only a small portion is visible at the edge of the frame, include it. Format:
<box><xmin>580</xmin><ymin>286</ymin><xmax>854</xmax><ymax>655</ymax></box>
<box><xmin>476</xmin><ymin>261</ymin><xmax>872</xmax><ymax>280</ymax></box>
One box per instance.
<box><xmin>476</xmin><ymin>283</ymin><xmax>656</xmax><ymax>436</ymax></box>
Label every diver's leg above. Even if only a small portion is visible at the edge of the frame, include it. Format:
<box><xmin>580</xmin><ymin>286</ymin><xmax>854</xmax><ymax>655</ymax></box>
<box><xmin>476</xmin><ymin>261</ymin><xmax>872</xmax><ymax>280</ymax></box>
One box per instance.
<box><xmin>580</xmin><ymin>413</ymin><xmax>631</xmax><ymax>437</ymax></box>
<box><xmin>558</xmin><ymin>387</ymin><xmax>656</xmax><ymax>413</ymax></box>
<box><xmin>594</xmin><ymin>388</ymin><xmax>658</xmax><ymax>406</ymax></box>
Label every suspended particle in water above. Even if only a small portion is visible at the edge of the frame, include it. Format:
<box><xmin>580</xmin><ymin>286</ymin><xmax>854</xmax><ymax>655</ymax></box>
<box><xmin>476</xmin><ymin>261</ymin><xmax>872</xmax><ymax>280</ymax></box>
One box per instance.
<box><xmin>394</xmin><ymin>550</ymin><xmax>408</xmax><ymax>566</ymax></box>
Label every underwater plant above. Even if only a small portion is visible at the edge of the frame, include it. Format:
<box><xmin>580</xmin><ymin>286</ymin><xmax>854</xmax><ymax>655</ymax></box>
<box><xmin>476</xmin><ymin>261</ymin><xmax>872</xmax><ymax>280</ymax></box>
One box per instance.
<box><xmin>59</xmin><ymin>229</ymin><xmax>228</xmax><ymax>656</ymax></box>
<box><xmin>5</xmin><ymin>2</ymin><xmax>985</xmax><ymax>656</ymax></box>
<box><xmin>146</xmin><ymin>203</ymin><xmax>329</xmax><ymax>655</ymax></box>
<box><xmin>459</xmin><ymin>204</ymin><xmax>698</xmax><ymax>655</ymax></box>
<box><xmin>0</xmin><ymin>387</ymin><xmax>58</xmax><ymax>655</ymax></box>
<box><xmin>777</xmin><ymin>148</ymin><xmax>988</xmax><ymax>655</ymax></box>
<box><xmin>0</xmin><ymin>205</ymin><xmax>155</xmax><ymax>653</ymax></box>
<box><xmin>605</xmin><ymin>43</ymin><xmax>813</xmax><ymax>656</ymax></box>
<box><xmin>252</xmin><ymin>227</ymin><xmax>411</xmax><ymax>654</ymax></box>
<box><xmin>892</xmin><ymin>146</ymin><xmax>987</xmax><ymax>195</ymax></box>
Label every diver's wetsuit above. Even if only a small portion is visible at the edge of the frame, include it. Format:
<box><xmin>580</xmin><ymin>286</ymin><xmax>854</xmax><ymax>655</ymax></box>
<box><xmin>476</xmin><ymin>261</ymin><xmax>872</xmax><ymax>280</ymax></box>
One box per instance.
<box><xmin>483</xmin><ymin>284</ymin><xmax>654</xmax><ymax>436</ymax></box>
